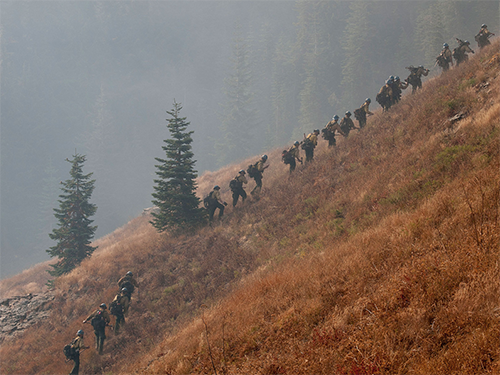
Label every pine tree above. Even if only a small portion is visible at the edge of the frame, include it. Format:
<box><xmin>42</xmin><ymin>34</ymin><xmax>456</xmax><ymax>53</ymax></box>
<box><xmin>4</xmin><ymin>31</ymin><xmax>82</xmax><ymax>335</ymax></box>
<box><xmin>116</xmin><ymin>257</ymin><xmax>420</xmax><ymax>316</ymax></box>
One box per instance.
<box><xmin>151</xmin><ymin>100</ymin><xmax>206</xmax><ymax>232</ymax></box>
<box><xmin>46</xmin><ymin>153</ymin><xmax>97</xmax><ymax>277</ymax></box>
<box><xmin>217</xmin><ymin>25</ymin><xmax>258</xmax><ymax>167</ymax></box>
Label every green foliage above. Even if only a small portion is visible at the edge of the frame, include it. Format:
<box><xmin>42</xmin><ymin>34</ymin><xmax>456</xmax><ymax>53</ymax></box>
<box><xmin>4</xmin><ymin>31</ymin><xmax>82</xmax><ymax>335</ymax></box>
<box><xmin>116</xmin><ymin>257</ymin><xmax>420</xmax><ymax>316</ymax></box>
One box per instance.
<box><xmin>151</xmin><ymin>101</ymin><xmax>206</xmax><ymax>232</ymax></box>
<box><xmin>46</xmin><ymin>153</ymin><xmax>97</xmax><ymax>278</ymax></box>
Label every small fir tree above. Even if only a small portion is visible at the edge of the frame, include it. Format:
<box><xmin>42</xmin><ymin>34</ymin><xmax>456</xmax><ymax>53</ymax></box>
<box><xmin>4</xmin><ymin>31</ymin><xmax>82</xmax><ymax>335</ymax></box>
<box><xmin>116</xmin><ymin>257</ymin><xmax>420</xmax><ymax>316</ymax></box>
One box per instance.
<box><xmin>46</xmin><ymin>153</ymin><xmax>97</xmax><ymax>277</ymax></box>
<box><xmin>151</xmin><ymin>100</ymin><xmax>206</xmax><ymax>232</ymax></box>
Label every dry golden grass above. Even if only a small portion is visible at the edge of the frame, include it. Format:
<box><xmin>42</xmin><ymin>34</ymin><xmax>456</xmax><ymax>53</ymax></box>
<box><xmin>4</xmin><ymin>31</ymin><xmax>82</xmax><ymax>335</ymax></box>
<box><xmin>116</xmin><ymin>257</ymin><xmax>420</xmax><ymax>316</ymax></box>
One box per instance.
<box><xmin>1</xmin><ymin>41</ymin><xmax>499</xmax><ymax>375</ymax></box>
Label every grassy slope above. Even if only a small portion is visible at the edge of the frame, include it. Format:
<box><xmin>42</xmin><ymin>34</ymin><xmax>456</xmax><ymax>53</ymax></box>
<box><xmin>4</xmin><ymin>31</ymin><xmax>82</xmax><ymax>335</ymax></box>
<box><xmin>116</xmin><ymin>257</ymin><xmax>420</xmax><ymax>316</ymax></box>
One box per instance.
<box><xmin>0</xmin><ymin>42</ymin><xmax>498</xmax><ymax>375</ymax></box>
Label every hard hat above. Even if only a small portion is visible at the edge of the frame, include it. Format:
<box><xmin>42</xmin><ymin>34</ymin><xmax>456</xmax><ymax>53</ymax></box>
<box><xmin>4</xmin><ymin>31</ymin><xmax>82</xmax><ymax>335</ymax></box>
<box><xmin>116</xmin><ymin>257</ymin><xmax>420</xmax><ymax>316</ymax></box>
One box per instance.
<box><xmin>465</xmin><ymin>40</ymin><xmax>469</xmax><ymax>44</ymax></box>
<box><xmin>77</xmin><ymin>330</ymin><xmax>84</xmax><ymax>336</ymax></box>
<box><xmin>419</xmin><ymin>65</ymin><xmax>424</xmax><ymax>68</ymax></box>
<box><xmin>126</xmin><ymin>271</ymin><xmax>133</xmax><ymax>277</ymax></box>
<box><xmin>395</xmin><ymin>76</ymin><xmax>400</xmax><ymax>81</ymax></box>
<box><xmin>389</xmin><ymin>75</ymin><xmax>394</xmax><ymax>80</ymax></box>
<box><xmin>214</xmin><ymin>185</ymin><xmax>220</xmax><ymax>190</ymax></box>
<box><xmin>443</xmin><ymin>43</ymin><xmax>449</xmax><ymax>48</ymax></box>
<box><xmin>345</xmin><ymin>111</ymin><xmax>351</xmax><ymax>117</ymax></box>
<box><xmin>333</xmin><ymin>115</ymin><xmax>339</xmax><ymax>121</ymax></box>
<box><xmin>386</xmin><ymin>79</ymin><xmax>391</xmax><ymax>84</ymax></box>
<box><xmin>261</xmin><ymin>155</ymin><xmax>268</xmax><ymax>161</ymax></box>
<box><xmin>481</xmin><ymin>24</ymin><xmax>487</xmax><ymax>28</ymax></box>
<box><xmin>294</xmin><ymin>141</ymin><xmax>300</xmax><ymax>146</ymax></box>
<box><xmin>314</xmin><ymin>129</ymin><xmax>320</xmax><ymax>134</ymax></box>
<box><xmin>366</xmin><ymin>98</ymin><xmax>371</xmax><ymax>103</ymax></box>
<box><xmin>121</xmin><ymin>287</ymin><xmax>128</xmax><ymax>292</ymax></box>
<box><xmin>100</xmin><ymin>303</ymin><xmax>107</xmax><ymax>309</ymax></box>
<box><xmin>239</xmin><ymin>169</ymin><xmax>245</xmax><ymax>174</ymax></box>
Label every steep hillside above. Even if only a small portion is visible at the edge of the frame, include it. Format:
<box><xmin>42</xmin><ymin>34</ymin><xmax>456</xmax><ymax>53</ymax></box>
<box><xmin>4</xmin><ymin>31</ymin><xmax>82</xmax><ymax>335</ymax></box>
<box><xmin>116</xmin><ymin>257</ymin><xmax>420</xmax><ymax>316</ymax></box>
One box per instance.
<box><xmin>0</xmin><ymin>41</ymin><xmax>499</xmax><ymax>375</ymax></box>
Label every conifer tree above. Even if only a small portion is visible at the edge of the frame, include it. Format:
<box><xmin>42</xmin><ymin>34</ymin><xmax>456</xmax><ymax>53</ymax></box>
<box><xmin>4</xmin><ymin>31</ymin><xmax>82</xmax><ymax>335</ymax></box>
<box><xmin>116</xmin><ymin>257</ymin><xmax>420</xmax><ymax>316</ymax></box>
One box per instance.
<box><xmin>151</xmin><ymin>100</ymin><xmax>205</xmax><ymax>232</ymax></box>
<box><xmin>46</xmin><ymin>153</ymin><xmax>97</xmax><ymax>277</ymax></box>
<box><xmin>217</xmin><ymin>26</ymin><xmax>258</xmax><ymax>167</ymax></box>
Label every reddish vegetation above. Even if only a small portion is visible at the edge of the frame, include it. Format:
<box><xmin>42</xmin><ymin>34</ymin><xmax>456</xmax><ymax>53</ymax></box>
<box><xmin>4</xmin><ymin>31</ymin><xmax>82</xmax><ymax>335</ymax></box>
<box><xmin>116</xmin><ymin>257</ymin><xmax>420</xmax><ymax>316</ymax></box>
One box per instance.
<box><xmin>1</xmin><ymin>41</ymin><xmax>499</xmax><ymax>375</ymax></box>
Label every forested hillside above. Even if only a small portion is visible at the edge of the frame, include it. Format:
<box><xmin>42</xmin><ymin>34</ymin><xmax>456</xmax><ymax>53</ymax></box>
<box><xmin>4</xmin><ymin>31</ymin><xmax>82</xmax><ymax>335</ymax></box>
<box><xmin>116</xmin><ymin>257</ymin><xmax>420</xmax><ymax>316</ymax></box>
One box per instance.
<box><xmin>1</xmin><ymin>40</ymin><xmax>498</xmax><ymax>374</ymax></box>
<box><xmin>2</xmin><ymin>1</ymin><xmax>498</xmax><ymax>279</ymax></box>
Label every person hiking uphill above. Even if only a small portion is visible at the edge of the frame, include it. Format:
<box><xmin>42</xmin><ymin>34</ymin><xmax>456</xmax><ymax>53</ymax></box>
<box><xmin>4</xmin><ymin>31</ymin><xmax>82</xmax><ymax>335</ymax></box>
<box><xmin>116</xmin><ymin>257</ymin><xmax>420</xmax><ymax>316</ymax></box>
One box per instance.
<box><xmin>248</xmin><ymin>155</ymin><xmax>269</xmax><ymax>198</ymax></box>
<box><xmin>68</xmin><ymin>330</ymin><xmax>89</xmax><ymax>375</ymax></box>
<box><xmin>353</xmin><ymin>98</ymin><xmax>373</xmax><ymax>129</ymax></box>
<box><xmin>340</xmin><ymin>111</ymin><xmax>357</xmax><ymax>137</ymax></box>
<box><xmin>302</xmin><ymin>130</ymin><xmax>320</xmax><ymax>162</ymax></box>
<box><xmin>436</xmin><ymin>43</ymin><xmax>453</xmax><ymax>72</ymax></box>
<box><xmin>110</xmin><ymin>288</ymin><xmax>129</xmax><ymax>334</ymax></box>
<box><xmin>453</xmin><ymin>39</ymin><xmax>474</xmax><ymax>66</ymax></box>
<box><xmin>83</xmin><ymin>303</ymin><xmax>110</xmax><ymax>355</ymax></box>
<box><xmin>229</xmin><ymin>169</ymin><xmax>248</xmax><ymax>207</ymax></box>
<box><xmin>282</xmin><ymin>141</ymin><xmax>303</xmax><ymax>173</ymax></box>
<box><xmin>322</xmin><ymin>115</ymin><xmax>345</xmax><ymax>147</ymax></box>
<box><xmin>118</xmin><ymin>271</ymin><xmax>139</xmax><ymax>301</ymax></box>
<box><xmin>205</xmin><ymin>185</ymin><xmax>227</xmax><ymax>221</ymax></box>
<box><xmin>475</xmin><ymin>24</ymin><xmax>494</xmax><ymax>49</ymax></box>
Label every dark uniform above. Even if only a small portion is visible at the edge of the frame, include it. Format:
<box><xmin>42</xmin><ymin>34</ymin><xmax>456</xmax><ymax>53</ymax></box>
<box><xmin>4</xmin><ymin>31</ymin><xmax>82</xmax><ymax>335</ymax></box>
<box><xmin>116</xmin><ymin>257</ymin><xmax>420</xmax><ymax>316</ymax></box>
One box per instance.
<box><xmin>69</xmin><ymin>331</ymin><xmax>89</xmax><ymax>375</ymax></box>
<box><xmin>303</xmin><ymin>130</ymin><xmax>319</xmax><ymax>162</ymax></box>
<box><xmin>118</xmin><ymin>272</ymin><xmax>138</xmax><ymax>301</ymax></box>
<box><xmin>323</xmin><ymin>118</ymin><xmax>345</xmax><ymax>146</ymax></box>
<box><xmin>475</xmin><ymin>25</ymin><xmax>494</xmax><ymax>49</ymax></box>
<box><xmin>111</xmin><ymin>290</ymin><xmax>129</xmax><ymax>334</ymax></box>
<box><xmin>376</xmin><ymin>81</ymin><xmax>393</xmax><ymax>110</ymax></box>
<box><xmin>287</xmin><ymin>142</ymin><xmax>302</xmax><ymax>172</ymax></box>
<box><xmin>207</xmin><ymin>186</ymin><xmax>225</xmax><ymax>221</ymax></box>
<box><xmin>250</xmin><ymin>155</ymin><xmax>268</xmax><ymax>197</ymax></box>
<box><xmin>340</xmin><ymin>113</ymin><xmax>356</xmax><ymax>137</ymax></box>
<box><xmin>406</xmin><ymin>65</ymin><xmax>429</xmax><ymax>94</ymax></box>
<box><xmin>354</xmin><ymin>99</ymin><xmax>373</xmax><ymax>129</ymax></box>
<box><xmin>437</xmin><ymin>44</ymin><xmax>453</xmax><ymax>72</ymax></box>
<box><xmin>453</xmin><ymin>39</ymin><xmax>474</xmax><ymax>66</ymax></box>
<box><xmin>83</xmin><ymin>305</ymin><xmax>110</xmax><ymax>354</ymax></box>
<box><xmin>231</xmin><ymin>171</ymin><xmax>247</xmax><ymax>207</ymax></box>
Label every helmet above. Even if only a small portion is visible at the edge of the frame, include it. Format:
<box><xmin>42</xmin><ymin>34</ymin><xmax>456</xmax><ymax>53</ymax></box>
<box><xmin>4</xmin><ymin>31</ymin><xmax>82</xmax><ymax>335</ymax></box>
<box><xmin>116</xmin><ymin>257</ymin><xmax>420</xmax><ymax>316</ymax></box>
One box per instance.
<box><xmin>213</xmin><ymin>185</ymin><xmax>220</xmax><ymax>190</ymax></box>
<box><xmin>126</xmin><ymin>271</ymin><xmax>133</xmax><ymax>277</ymax></box>
<box><xmin>345</xmin><ymin>111</ymin><xmax>351</xmax><ymax>117</ymax></box>
<box><xmin>465</xmin><ymin>40</ymin><xmax>470</xmax><ymax>45</ymax></box>
<box><xmin>121</xmin><ymin>287</ymin><xmax>128</xmax><ymax>292</ymax></box>
<box><xmin>314</xmin><ymin>129</ymin><xmax>320</xmax><ymax>134</ymax></box>
<box><xmin>365</xmin><ymin>98</ymin><xmax>371</xmax><ymax>103</ymax></box>
<box><xmin>261</xmin><ymin>154</ymin><xmax>268</xmax><ymax>161</ymax></box>
<box><xmin>481</xmin><ymin>24</ymin><xmax>487</xmax><ymax>29</ymax></box>
<box><xmin>386</xmin><ymin>79</ymin><xmax>391</xmax><ymax>84</ymax></box>
<box><xmin>333</xmin><ymin>115</ymin><xmax>339</xmax><ymax>121</ymax></box>
<box><xmin>77</xmin><ymin>330</ymin><xmax>84</xmax><ymax>336</ymax></box>
<box><xmin>239</xmin><ymin>169</ymin><xmax>245</xmax><ymax>174</ymax></box>
<box><xmin>389</xmin><ymin>75</ymin><xmax>394</xmax><ymax>80</ymax></box>
<box><xmin>443</xmin><ymin>43</ymin><xmax>449</xmax><ymax>48</ymax></box>
<box><xmin>100</xmin><ymin>303</ymin><xmax>107</xmax><ymax>309</ymax></box>
<box><xmin>294</xmin><ymin>141</ymin><xmax>300</xmax><ymax>146</ymax></box>
<box><xmin>419</xmin><ymin>65</ymin><xmax>424</xmax><ymax>69</ymax></box>
<box><xmin>395</xmin><ymin>76</ymin><xmax>400</xmax><ymax>81</ymax></box>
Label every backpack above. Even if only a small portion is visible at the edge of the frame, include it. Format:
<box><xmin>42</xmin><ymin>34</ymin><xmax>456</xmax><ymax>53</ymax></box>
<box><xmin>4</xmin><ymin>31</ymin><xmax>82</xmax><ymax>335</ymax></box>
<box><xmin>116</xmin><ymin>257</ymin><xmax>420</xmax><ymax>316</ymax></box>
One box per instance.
<box><xmin>229</xmin><ymin>178</ymin><xmax>240</xmax><ymax>191</ymax></box>
<box><xmin>203</xmin><ymin>191</ymin><xmax>216</xmax><ymax>208</ymax></box>
<box><xmin>121</xmin><ymin>279</ymin><xmax>135</xmax><ymax>294</ymax></box>
<box><xmin>281</xmin><ymin>150</ymin><xmax>294</xmax><ymax>165</ymax></box>
<box><xmin>353</xmin><ymin>108</ymin><xmax>364</xmax><ymax>121</ymax></box>
<box><xmin>247</xmin><ymin>163</ymin><xmax>259</xmax><ymax>178</ymax></box>
<box><xmin>63</xmin><ymin>342</ymin><xmax>76</xmax><ymax>360</ymax></box>
<box><xmin>110</xmin><ymin>299</ymin><xmax>124</xmax><ymax>316</ymax></box>
<box><xmin>91</xmin><ymin>310</ymin><xmax>106</xmax><ymax>330</ymax></box>
<box><xmin>301</xmin><ymin>137</ymin><xmax>313</xmax><ymax>150</ymax></box>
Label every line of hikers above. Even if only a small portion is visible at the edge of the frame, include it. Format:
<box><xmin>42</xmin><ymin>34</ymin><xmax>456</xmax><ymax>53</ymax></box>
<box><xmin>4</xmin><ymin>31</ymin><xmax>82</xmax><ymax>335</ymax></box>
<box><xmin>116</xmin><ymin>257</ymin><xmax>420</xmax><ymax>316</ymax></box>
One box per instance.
<box><xmin>64</xmin><ymin>271</ymin><xmax>139</xmax><ymax>374</ymax></box>
<box><xmin>204</xmin><ymin>24</ymin><xmax>494</xmax><ymax>222</ymax></box>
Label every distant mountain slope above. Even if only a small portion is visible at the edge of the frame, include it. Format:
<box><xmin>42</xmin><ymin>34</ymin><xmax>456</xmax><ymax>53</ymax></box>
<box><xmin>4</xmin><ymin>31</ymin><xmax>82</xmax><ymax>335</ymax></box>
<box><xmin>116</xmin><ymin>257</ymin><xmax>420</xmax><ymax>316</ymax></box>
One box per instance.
<box><xmin>0</xmin><ymin>41</ymin><xmax>498</xmax><ymax>375</ymax></box>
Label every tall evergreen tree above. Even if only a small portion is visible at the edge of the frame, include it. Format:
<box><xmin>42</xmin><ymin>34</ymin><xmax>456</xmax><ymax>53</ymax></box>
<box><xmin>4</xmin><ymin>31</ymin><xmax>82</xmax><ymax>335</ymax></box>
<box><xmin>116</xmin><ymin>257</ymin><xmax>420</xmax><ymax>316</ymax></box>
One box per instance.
<box><xmin>217</xmin><ymin>25</ymin><xmax>258</xmax><ymax>167</ymax></box>
<box><xmin>46</xmin><ymin>153</ymin><xmax>97</xmax><ymax>277</ymax></box>
<box><xmin>151</xmin><ymin>100</ymin><xmax>205</xmax><ymax>232</ymax></box>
